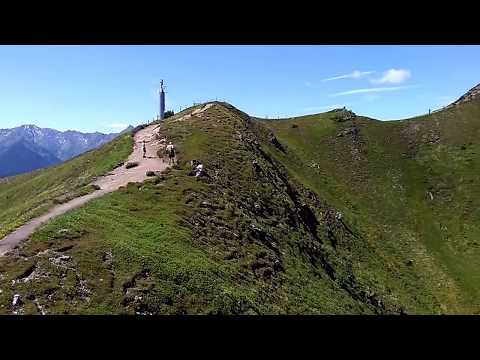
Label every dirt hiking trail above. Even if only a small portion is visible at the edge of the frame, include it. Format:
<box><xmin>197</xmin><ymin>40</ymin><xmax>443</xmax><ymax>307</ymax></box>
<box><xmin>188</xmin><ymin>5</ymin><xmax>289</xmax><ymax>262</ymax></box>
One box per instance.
<box><xmin>0</xmin><ymin>103</ymin><xmax>216</xmax><ymax>256</ymax></box>
<box><xmin>0</xmin><ymin>124</ymin><xmax>168</xmax><ymax>256</ymax></box>
<box><xmin>0</xmin><ymin>103</ymin><xmax>217</xmax><ymax>256</ymax></box>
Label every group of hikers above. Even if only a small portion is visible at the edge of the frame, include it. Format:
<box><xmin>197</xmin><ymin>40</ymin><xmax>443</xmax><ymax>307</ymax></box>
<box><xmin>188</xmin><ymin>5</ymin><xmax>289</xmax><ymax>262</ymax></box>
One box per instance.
<box><xmin>141</xmin><ymin>138</ymin><xmax>176</xmax><ymax>165</ymax></box>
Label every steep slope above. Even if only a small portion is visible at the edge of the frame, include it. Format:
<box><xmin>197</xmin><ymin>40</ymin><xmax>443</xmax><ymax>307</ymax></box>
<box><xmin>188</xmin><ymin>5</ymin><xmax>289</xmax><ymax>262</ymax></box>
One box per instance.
<box><xmin>448</xmin><ymin>83</ymin><xmax>480</xmax><ymax>107</ymax></box>
<box><xmin>0</xmin><ymin>125</ymin><xmax>124</xmax><ymax>177</ymax></box>
<box><xmin>262</xmin><ymin>96</ymin><xmax>480</xmax><ymax>313</ymax></box>
<box><xmin>0</xmin><ymin>97</ymin><xmax>479</xmax><ymax>315</ymax></box>
<box><xmin>0</xmin><ymin>103</ymin><xmax>398</xmax><ymax>315</ymax></box>
<box><xmin>0</xmin><ymin>140</ymin><xmax>61</xmax><ymax>177</ymax></box>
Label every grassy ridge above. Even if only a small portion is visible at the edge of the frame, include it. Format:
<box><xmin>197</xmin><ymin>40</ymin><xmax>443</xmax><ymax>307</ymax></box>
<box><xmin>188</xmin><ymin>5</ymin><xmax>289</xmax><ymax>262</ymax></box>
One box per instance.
<box><xmin>0</xmin><ymin>103</ymin><xmax>374</xmax><ymax>314</ymax></box>
<box><xmin>0</xmin><ymin>134</ymin><xmax>132</xmax><ymax>239</ymax></box>
<box><xmin>262</xmin><ymin>100</ymin><xmax>480</xmax><ymax>313</ymax></box>
<box><xmin>1</xmin><ymin>100</ymin><xmax>480</xmax><ymax>314</ymax></box>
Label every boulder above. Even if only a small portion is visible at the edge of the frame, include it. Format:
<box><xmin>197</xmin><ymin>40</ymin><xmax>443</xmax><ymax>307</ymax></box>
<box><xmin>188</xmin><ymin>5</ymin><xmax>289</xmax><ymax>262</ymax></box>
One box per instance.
<box><xmin>200</xmin><ymin>201</ymin><xmax>214</xmax><ymax>209</ymax></box>
<box><xmin>270</xmin><ymin>135</ymin><xmax>286</xmax><ymax>153</ymax></box>
<box><xmin>194</xmin><ymin>164</ymin><xmax>208</xmax><ymax>178</ymax></box>
<box><xmin>12</xmin><ymin>294</ymin><xmax>22</xmax><ymax>307</ymax></box>
<box><xmin>252</xmin><ymin>160</ymin><xmax>262</xmax><ymax>174</ymax></box>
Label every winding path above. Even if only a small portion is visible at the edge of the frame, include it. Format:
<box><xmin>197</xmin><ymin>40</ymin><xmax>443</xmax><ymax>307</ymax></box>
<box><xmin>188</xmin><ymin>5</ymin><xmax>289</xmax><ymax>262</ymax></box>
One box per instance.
<box><xmin>0</xmin><ymin>123</ymin><xmax>169</xmax><ymax>256</ymax></box>
<box><xmin>0</xmin><ymin>103</ymin><xmax>217</xmax><ymax>256</ymax></box>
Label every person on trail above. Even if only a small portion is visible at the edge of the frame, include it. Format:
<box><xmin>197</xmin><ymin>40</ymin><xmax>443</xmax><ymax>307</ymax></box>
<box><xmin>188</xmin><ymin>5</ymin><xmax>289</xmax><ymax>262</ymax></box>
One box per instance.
<box><xmin>166</xmin><ymin>141</ymin><xmax>176</xmax><ymax>165</ymax></box>
<box><xmin>142</xmin><ymin>141</ymin><xmax>147</xmax><ymax>159</ymax></box>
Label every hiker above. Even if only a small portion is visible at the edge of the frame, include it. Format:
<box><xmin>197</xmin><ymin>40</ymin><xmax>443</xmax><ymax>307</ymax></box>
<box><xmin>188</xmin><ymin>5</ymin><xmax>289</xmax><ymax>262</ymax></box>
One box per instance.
<box><xmin>142</xmin><ymin>140</ymin><xmax>147</xmax><ymax>158</ymax></box>
<box><xmin>166</xmin><ymin>141</ymin><xmax>176</xmax><ymax>165</ymax></box>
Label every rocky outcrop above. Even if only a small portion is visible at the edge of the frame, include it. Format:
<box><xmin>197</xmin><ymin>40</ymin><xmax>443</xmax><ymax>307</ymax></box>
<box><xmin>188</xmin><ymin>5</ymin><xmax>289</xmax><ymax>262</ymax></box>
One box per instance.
<box><xmin>330</xmin><ymin>108</ymin><xmax>357</xmax><ymax>123</ymax></box>
<box><xmin>448</xmin><ymin>83</ymin><xmax>480</xmax><ymax>107</ymax></box>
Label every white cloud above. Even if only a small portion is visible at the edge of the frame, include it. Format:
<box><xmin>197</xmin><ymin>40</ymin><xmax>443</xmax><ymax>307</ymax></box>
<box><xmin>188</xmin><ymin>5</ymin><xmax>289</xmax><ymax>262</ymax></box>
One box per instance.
<box><xmin>371</xmin><ymin>69</ymin><xmax>411</xmax><ymax>84</ymax></box>
<box><xmin>331</xmin><ymin>85</ymin><xmax>417</xmax><ymax>97</ymax></box>
<box><xmin>323</xmin><ymin>70</ymin><xmax>375</xmax><ymax>82</ymax></box>
<box><xmin>304</xmin><ymin>104</ymin><xmax>346</xmax><ymax>112</ymax></box>
<box><xmin>107</xmin><ymin>123</ymin><xmax>129</xmax><ymax>129</ymax></box>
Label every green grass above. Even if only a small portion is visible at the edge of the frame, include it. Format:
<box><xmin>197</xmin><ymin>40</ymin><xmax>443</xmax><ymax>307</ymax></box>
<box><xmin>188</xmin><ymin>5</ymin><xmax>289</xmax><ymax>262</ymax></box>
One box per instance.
<box><xmin>0</xmin><ymin>104</ymin><xmax>372</xmax><ymax>314</ymax></box>
<box><xmin>0</xmin><ymin>134</ymin><xmax>132</xmax><ymax>239</ymax></box>
<box><xmin>1</xmin><ymin>100</ymin><xmax>480</xmax><ymax>314</ymax></box>
<box><xmin>262</xmin><ymin>100</ymin><xmax>480</xmax><ymax>313</ymax></box>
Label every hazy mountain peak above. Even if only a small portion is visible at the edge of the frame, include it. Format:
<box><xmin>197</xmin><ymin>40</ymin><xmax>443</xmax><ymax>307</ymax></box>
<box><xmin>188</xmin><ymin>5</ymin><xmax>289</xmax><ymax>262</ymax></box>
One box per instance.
<box><xmin>0</xmin><ymin>124</ymin><xmax>124</xmax><ymax>177</ymax></box>
<box><xmin>120</xmin><ymin>125</ymin><xmax>135</xmax><ymax>134</ymax></box>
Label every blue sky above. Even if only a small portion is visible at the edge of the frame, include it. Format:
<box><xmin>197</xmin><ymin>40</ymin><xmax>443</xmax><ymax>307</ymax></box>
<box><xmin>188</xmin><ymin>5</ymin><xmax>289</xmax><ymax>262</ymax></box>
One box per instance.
<box><xmin>0</xmin><ymin>45</ymin><xmax>479</xmax><ymax>133</ymax></box>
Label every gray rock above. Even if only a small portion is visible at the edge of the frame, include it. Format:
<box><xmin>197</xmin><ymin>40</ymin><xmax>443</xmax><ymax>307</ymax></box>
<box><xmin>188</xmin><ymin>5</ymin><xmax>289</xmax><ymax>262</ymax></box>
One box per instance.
<box><xmin>337</xmin><ymin>126</ymin><xmax>359</xmax><ymax>137</ymax></box>
<box><xmin>12</xmin><ymin>294</ymin><xmax>22</xmax><ymax>307</ymax></box>
<box><xmin>200</xmin><ymin>201</ymin><xmax>213</xmax><ymax>208</ymax></box>
<box><xmin>252</xmin><ymin>160</ymin><xmax>262</xmax><ymax>174</ymax></box>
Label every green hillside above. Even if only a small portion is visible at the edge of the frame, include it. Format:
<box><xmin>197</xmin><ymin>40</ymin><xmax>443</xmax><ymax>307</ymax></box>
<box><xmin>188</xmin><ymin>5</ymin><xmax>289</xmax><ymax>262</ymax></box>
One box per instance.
<box><xmin>0</xmin><ymin>135</ymin><xmax>132</xmax><ymax>239</ymax></box>
<box><xmin>0</xmin><ymin>98</ymin><xmax>479</xmax><ymax>314</ymax></box>
<box><xmin>261</xmin><ymin>99</ymin><xmax>480</xmax><ymax>313</ymax></box>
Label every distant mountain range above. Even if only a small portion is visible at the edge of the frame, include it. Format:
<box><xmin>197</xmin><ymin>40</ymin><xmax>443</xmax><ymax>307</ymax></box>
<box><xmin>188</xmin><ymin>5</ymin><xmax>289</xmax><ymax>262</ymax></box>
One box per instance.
<box><xmin>0</xmin><ymin>124</ymin><xmax>133</xmax><ymax>177</ymax></box>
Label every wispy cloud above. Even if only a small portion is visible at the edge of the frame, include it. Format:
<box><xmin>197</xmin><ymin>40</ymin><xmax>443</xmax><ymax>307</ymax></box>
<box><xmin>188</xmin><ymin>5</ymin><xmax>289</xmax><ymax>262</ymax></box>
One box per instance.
<box><xmin>323</xmin><ymin>70</ymin><xmax>375</xmax><ymax>82</ymax></box>
<box><xmin>371</xmin><ymin>69</ymin><xmax>411</xmax><ymax>85</ymax></box>
<box><xmin>304</xmin><ymin>104</ymin><xmax>346</xmax><ymax>112</ymax></box>
<box><xmin>330</xmin><ymin>85</ymin><xmax>418</xmax><ymax>97</ymax></box>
